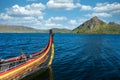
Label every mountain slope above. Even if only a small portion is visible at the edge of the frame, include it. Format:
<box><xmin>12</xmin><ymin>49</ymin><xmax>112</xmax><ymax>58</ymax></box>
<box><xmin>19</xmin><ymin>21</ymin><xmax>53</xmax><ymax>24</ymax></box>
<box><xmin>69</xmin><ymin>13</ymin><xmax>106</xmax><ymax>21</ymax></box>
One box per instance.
<box><xmin>0</xmin><ymin>24</ymin><xmax>71</xmax><ymax>33</ymax></box>
<box><xmin>0</xmin><ymin>24</ymin><xmax>39</xmax><ymax>33</ymax></box>
<box><xmin>73</xmin><ymin>16</ymin><xmax>120</xmax><ymax>34</ymax></box>
<box><xmin>52</xmin><ymin>28</ymin><xmax>71</xmax><ymax>33</ymax></box>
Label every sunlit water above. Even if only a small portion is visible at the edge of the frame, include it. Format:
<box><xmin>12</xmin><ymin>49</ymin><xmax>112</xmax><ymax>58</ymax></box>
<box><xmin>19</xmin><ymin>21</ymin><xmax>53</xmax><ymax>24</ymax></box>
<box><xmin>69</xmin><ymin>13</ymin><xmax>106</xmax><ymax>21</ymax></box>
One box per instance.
<box><xmin>0</xmin><ymin>33</ymin><xmax>120</xmax><ymax>80</ymax></box>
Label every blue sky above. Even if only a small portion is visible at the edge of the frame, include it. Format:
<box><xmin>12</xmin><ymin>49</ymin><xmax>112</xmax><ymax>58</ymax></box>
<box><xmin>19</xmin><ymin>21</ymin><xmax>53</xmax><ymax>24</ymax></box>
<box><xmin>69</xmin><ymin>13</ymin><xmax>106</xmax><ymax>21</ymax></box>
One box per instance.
<box><xmin>0</xmin><ymin>0</ymin><xmax>120</xmax><ymax>29</ymax></box>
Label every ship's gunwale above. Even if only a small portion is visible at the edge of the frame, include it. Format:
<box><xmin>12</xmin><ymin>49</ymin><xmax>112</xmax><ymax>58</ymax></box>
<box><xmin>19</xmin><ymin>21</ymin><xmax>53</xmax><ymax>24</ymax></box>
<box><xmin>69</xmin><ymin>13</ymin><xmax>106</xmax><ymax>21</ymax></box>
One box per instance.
<box><xmin>0</xmin><ymin>32</ymin><xmax>53</xmax><ymax>80</ymax></box>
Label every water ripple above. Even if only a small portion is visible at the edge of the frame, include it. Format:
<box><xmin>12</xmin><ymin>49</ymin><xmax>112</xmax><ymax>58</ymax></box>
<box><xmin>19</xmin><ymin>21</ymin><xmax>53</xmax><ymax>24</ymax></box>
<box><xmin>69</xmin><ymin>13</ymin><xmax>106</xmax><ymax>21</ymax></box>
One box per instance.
<box><xmin>0</xmin><ymin>34</ymin><xmax>120</xmax><ymax>80</ymax></box>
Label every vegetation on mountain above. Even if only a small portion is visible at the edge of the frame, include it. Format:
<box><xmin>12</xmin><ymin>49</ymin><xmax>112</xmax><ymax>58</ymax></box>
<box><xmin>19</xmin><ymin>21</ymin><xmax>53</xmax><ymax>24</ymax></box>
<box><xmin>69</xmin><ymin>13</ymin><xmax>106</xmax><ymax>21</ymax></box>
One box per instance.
<box><xmin>72</xmin><ymin>16</ymin><xmax>120</xmax><ymax>34</ymax></box>
<box><xmin>0</xmin><ymin>16</ymin><xmax>120</xmax><ymax>34</ymax></box>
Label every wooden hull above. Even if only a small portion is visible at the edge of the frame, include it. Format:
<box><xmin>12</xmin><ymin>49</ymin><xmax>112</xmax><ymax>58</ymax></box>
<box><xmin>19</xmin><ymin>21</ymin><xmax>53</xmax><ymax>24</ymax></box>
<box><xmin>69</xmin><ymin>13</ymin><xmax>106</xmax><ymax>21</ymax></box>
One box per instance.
<box><xmin>22</xmin><ymin>66</ymin><xmax>53</xmax><ymax>80</ymax></box>
<box><xmin>0</xmin><ymin>30</ymin><xmax>54</xmax><ymax>80</ymax></box>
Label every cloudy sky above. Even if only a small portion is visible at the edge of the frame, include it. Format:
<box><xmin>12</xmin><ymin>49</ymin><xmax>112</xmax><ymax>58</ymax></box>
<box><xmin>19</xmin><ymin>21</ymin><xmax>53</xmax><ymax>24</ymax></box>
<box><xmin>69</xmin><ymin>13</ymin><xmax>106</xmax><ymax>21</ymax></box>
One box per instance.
<box><xmin>0</xmin><ymin>0</ymin><xmax>120</xmax><ymax>29</ymax></box>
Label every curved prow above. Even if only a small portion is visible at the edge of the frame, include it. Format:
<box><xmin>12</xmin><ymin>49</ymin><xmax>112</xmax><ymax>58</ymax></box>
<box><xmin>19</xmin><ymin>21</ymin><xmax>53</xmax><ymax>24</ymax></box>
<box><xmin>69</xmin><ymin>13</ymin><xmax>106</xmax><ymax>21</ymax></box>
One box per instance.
<box><xmin>0</xmin><ymin>30</ymin><xmax>54</xmax><ymax>80</ymax></box>
<box><xmin>31</xmin><ymin>30</ymin><xmax>54</xmax><ymax>57</ymax></box>
<box><xmin>50</xmin><ymin>29</ymin><xmax>53</xmax><ymax>42</ymax></box>
<box><xmin>48</xmin><ymin>30</ymin><xmax>54</xmax><ymax>65</ymax></box>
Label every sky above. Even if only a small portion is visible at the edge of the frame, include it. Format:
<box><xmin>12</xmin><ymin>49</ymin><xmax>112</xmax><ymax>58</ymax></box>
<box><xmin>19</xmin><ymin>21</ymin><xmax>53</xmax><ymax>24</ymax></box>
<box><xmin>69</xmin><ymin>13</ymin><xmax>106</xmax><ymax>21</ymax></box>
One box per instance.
<box><xmin>0</xmin><ymin>0</ymin><xmax>120</xmax><ymax>29</ymax></box>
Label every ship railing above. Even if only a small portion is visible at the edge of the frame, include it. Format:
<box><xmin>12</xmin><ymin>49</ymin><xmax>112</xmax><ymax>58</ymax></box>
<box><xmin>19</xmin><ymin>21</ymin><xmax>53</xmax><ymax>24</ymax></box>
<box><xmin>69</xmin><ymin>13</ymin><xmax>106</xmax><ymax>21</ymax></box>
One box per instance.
<box><xmin>0</xmin><ymin>59</ymin><xmax>27</xmax><ymax>73</ymax></box>
<box><xmin>0</xmin><ymin>49</ymin><xmax>50</xmax><ymax>73</ymax></box>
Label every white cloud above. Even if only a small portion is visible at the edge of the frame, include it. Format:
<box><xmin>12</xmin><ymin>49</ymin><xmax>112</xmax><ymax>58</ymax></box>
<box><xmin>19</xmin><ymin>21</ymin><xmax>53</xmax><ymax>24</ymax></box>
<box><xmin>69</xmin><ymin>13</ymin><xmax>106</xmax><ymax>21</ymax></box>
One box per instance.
<box><xmin>84</xmin><ymin>2</ymin><xmax>120</xmax><ymax>18</ymax></box>
<box><xmin>54</xmin><ymin>0</ymin><xmax>73</xmax><ymax>3</ymax></box>
<box><xmin>26</xmin><ymin>0</ymin><xmax>36</xmax><ymax>1</ymax></box>
<box><xmin>1</xmin><ymin>1</ymin><xmax>119</xmax><ymax>30</ymax></box>
<box><xmin>46</xmin><ymin>0</ymin><xmax>78</xmax><ymax>10</ymax></box>
<box><xmin>37</xmin><ymin>16</ymin><xmax>44</xmax><ymax>21</ymax></box>
<box><xmin>0</xmin><ymin>13</ymin><xmax>39</xmax><ymax>28</ymax></box>
<box><xmin>80</xmin><ymin>5</ymin><xmax>92</xmax><ymax>11</ymax></box>
<box><xmin>6</xmin><ymin>3</ymin><xmax>45</xmax><ymax>17</ymax></box>
<box><xmin>93</xmin><ymin>2</ymin><xmax>120</xmax><ymax>12</ymax></box>
<box><xmin>69</xmin><ymin>20</ymin><xmax>77</xmax><ymax>25</ymax></box>
<box><xmin>44</xmin><ymin>21</ymin><xmax>66</xmax><ymax>29</ymax></box>
<box><xmin>45</xmin><ymin>22</ymin><xmax>61</xmax><ymax>27</ymax></box>
<box><xmin>76</xmin><ymin>4</ymin><xmax>92</xmax><ymax>11</ymax></box>
<box><xmin>111</xmin><ymin>10</ymin><xmax>120</xmax><ymax>14</ymax></box>
<box><xmin>26</xmin><ymin>3</ymin><xmax>45</xmax><ymax>10</ymax></box>
<box><xmin>0</xmin><ymin>12</ymin><xmax>38</xmax><ymax>22</ymax></box>
<box><xmin>42</xmin><ymin>16</ymin><xmax>68</xmax><ymax>29</ymax></box>
<box><xmin>86</xmin><ymin>12</ymin><xmax>112</xmax><ymax>17</ymax></box>
<box><xmin>44</xmin><ymin>16</ymin><xmax>67</xmax><ymax>29</ymax></box>
<box><xmin>46</xmin><ymin>0</ymin><xmax>92</xmax><ymax>11</ymax></box>
<box><xmin>0</xmin><ymin>3</ymin><xmax>46</xmax><ymax>29</ymax></box>
<box><xmin>48</xmin><ymin>16</ymin><xmax>67</xmax><ymax>21</ymax></box>
<box><xmin>0</xmin><ymin>13</ymin><xmax>12</xmax><ymax>20</ymax></box>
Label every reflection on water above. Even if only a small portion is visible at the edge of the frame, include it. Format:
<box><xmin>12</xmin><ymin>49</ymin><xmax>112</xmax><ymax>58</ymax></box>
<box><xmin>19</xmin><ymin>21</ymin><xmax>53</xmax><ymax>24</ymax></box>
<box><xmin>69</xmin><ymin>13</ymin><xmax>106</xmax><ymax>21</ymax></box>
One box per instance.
<box><xmin>22</xmin><ymin>66</ymin><xmax>53</xmax><ymax>80</ymax></box>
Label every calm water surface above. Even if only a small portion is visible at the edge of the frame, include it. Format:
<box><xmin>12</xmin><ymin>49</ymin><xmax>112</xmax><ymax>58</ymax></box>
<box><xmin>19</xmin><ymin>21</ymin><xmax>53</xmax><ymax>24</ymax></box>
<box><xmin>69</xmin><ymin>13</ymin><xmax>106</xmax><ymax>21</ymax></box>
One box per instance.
<box><xmin>0</xmin><ymin>33</ymin><xmax>120</xmax><ymax>80</ymax></box>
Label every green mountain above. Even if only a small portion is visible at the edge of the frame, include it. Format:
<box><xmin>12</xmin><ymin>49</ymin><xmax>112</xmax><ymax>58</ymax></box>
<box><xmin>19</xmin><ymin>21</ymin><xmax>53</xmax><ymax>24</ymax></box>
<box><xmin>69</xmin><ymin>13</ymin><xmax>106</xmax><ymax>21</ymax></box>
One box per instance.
<box><xmin>72</xmin><ymin>16</ymin><xmax>120</xmax><ymax>34</ymax></box>
<box><xmin>0</xmin><ymin>24</ymin><xmax>39</xmax><ymax>33</ymax></box>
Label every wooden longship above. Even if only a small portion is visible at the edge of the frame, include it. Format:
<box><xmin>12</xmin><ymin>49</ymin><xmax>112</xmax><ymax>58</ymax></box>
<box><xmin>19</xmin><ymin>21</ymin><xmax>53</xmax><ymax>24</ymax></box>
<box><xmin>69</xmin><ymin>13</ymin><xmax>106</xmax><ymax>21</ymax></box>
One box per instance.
<box><xmin>22</xmin><ymin>66</ymin><xmax>53</xmax><ymax>80</ymax></box>
<box><xmin>0</xmin><ymin>30</ymin><xmax>54</xmax><ymax>80</ymax></box>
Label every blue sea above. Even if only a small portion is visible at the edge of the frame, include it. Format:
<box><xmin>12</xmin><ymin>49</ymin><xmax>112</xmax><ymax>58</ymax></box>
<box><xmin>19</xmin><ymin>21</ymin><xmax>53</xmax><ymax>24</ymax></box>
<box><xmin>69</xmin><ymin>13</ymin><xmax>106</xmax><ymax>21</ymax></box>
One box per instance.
<box><xmin>0</xmin><ymin>33</ymin><xmax>120</xmax><ymax>80</ymax></box>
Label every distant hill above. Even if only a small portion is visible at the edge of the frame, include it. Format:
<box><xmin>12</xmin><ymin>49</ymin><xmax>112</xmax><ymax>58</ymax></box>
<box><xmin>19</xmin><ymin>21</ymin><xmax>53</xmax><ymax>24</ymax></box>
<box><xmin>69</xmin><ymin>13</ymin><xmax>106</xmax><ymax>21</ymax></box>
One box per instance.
<box><xmin>37</xmin><ymin>28</ymin><xmax>71</xmax><ymax>33</ymax></box>
<box><xmin>72</xmin><ymin>16</ymin><xmax>120</xmax><ymax>34</ymax></box>
<box><xmin>0</xmin><ymin>24</ymin><xmax>71</xmax><ymax>33</ymax></box>
<box><xmin>1</xmin><ymin>17</ymin><xmax>120</xmax><ymax>34</ymax></box>
<box><xmin>0</xmin><ymin>24</ymin><xmax>39</xmax><ymax>33</ymax></box>
<box><xmin>52</xmin><ymin>28</ymin><xmax>71</xmax><ymax>33</ymax></box>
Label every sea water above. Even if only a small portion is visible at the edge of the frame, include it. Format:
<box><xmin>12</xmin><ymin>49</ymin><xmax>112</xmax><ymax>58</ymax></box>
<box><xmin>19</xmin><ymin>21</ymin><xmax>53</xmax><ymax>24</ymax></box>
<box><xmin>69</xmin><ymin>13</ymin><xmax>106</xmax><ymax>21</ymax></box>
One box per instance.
<box><xmin>0</xmin><ymin>33</ymin><xmax>120</xmax><ymax>80</ymax></box>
